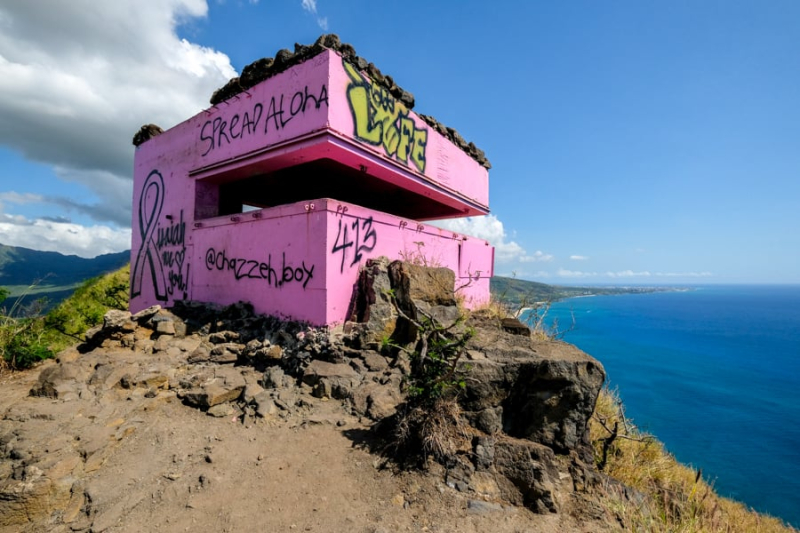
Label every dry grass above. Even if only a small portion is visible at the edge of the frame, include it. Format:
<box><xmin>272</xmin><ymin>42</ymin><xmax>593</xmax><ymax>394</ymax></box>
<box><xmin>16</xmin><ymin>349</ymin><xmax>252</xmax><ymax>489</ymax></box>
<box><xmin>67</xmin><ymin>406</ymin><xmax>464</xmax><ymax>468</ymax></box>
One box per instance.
<box><xmin>591</xmin><ymin>388</ymin><xmax>797</xmax><ymax>532</ymax></box>
<box><xmin>394</xmin><ymin>397</ymin><xmax>472</xmax><ymax>462</ymax></box>
<box><xmin>471</xmin><ymin>295</ymin><xmax>512</xmax><ymax>320</ymax></box>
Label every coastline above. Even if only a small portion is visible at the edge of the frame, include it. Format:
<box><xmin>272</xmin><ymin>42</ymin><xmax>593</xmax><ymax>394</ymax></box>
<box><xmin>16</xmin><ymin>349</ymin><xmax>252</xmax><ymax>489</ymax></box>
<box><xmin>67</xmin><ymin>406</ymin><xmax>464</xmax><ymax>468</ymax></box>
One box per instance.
<box><xmin>547</xmin><ymin>285</ymin><xmax>800</xmax><ymax>527</ymax></box>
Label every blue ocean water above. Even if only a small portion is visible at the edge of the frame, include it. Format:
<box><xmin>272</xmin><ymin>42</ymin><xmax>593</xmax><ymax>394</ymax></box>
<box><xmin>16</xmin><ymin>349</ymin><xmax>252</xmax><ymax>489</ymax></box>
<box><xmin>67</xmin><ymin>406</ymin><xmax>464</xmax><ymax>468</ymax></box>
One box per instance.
<box><xmin>541</xmin><ymin>285</ymin><xmax>800</xmax><ymax>527</ymax></box>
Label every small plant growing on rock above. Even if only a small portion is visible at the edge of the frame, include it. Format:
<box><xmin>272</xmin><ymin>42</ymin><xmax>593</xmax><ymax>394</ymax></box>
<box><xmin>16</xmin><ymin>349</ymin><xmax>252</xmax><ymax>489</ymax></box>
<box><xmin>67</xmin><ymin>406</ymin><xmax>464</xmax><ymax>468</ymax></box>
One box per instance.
<box><xmin>381</xmin><ymin>288</ymin><xmax>474</xmax><ymax>462</ymax></box>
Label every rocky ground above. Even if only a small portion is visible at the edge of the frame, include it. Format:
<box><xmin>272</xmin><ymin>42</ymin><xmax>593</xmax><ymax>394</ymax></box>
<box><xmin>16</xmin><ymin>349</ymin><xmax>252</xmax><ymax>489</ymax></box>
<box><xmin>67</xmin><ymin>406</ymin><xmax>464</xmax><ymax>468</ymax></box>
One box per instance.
<box><xmin>1</xmin><ymin>260</ymin><xmax>624</xmax><ymax>532</ymax></box>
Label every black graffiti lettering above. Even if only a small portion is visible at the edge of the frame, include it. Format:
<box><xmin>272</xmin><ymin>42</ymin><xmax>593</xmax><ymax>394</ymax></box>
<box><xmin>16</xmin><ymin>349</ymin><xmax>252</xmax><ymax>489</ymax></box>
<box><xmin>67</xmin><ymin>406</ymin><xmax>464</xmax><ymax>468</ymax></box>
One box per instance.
<box><xmin>200</xmin><ymin>121</ymin><xmax>214</xmax><ymax>156</ymax></box>
<box><xmin>290</xmin><ymin>92</ymin><xmax>304</xmax><ymax>116</ymax></box>
<box><xmin>162</xmin><ymin>250</ymin><xmax>175</xmax><ymax>267</ymax></box>
<box><xmin>218</xmin><ymin>119</ymin><xmax>230</xmax><ymax>146</ymax></box>
<box><xmin>168</xmin><ymin>269</ymin><xmax>188</xmax><ymax>295</ymax></box>
<box><xmin>212</xmin><ymin>117</ymin><xmax>223</xmax><ymax>148</ymax></box>
<box><xmin>259</xmin><ymin>258</ymin><xmax>278</xmax><ymax>286</ymax></box>
<box><xmin>132</xmin><ymin>176</ymin><xmax>190</xmax><ymax>302</ymax></box>
<box><xmin>244</xmin><ymin>260</ymin><xmax>258</xmax><ymax>279</ymax></box>
<box><xmin>229</xmin><ymin>114</ymin><xmax>240</xmax><ymax>139</ymax></box>
<box><xmin>205</xmin><ymin>247</ymin><xmax>313</xmax><ymax>289</ymax></box>
<box><xmin>301</xmin><ymin>263</ymin><xmax>314</xmax><ymax>289</ymax></box>
<box><xmin>200</xmin><ymin>102</ymin><xmax>265</xmax><ymax>156</ymax></box>
<box><xmin>154</xmin><ymin>209</ymin><xmax>189</xmax><ymax>298</ymax></box>
<box><xmin>264</xmin><ymin>86</ymin><xmax>329</xmax><ymax>135</ymax></box>
<box><xmin>303</xmin><ymin>84</ymin><xmax>328</xmax><ymax>111</ymax></box>
<box><xmin>317</xmin><ymin>85</ymin><xmax>329</xmax><ymax>108</ymax></box>
<box><xmin>356</xmin><ymin>216</ymin><xmax>377</xmax><ymax>263</ymax></box>
<box><xmin>243</xmin><ymin>103</ymin><xmax>263</xmax><ymax>136</ymax></box>
<box><xmin>332</xmin><ymin>218</ymin><xmax>354</xmax><ymax>273</ymax></box>
<box><xmin>157</xmin><ymin>211</ymin><xmax>186</xmax><ymax>249</ymax></box>
<box><xmin>205</xmin><ymin>247</ymin><xmax>218</xmax><ymax>270</ymax></box>
<box><xmin>265</xmin><ymin>95</ymin><xmax>282</xmax><ymax>133</ymax></box>
<box><xmin>282</xmin><ymin>252</ymin><xmax>291</xmax><ymax>285</ymax></box>
<box><xmin>332</xmin><ymin>215</ymin><xmax>378</xmax><ymax>273</ymax></box>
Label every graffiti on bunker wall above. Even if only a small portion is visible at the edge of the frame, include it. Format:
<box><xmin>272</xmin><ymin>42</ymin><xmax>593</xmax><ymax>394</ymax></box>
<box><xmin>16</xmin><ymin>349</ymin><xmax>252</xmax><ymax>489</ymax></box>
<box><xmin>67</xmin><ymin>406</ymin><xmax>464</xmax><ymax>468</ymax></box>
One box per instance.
<box><xmin>157</xmin><ymin>210</ymin><xmax>189</xmax><ymax>298</ymax></box>
<box><xmin>344</xmin><ymin>61</ymin><xmax>428</xmax><ymax>173</ymax></box>
<box><xmin>204</xmin><ymin>248</ymin><xmax>315</xmax><ymax>290</ymax></box>
<box><xmin>331</xmin><ymin>214</ymin><xmax>378</xmax><ymax>273</ymax></box>
<box><xmin>131</xmin><ymin>170</ymin><xmax>167</xmax><ymax>301</ymax></box>
<box><xmin>131</xmin><ymin>170</ymin><xmax>190</xmax><ymax>302</ymax></box>
<box><xmin>199</xmin><ymin>84</ymin><xmax>329</xmax><ymax>156</ymax></box>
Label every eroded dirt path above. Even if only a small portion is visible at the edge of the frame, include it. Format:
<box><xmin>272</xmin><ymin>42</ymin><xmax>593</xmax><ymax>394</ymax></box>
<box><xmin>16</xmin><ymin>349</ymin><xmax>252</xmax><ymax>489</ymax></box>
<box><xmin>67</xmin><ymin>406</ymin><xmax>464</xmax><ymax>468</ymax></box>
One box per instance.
<box><xmin>1</xmin><ymin>353</ymin><xmax>604</xmax><ymax>533</ymax></box>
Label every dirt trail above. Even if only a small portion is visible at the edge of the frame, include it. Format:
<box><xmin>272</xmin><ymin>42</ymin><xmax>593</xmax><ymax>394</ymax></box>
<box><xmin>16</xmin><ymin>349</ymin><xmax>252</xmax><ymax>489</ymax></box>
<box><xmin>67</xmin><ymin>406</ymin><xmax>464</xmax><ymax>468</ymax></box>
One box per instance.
<box><xmin>0</xmin><ymin>353</ymin><xmax>607</xmax><ymax>533</ymax></box>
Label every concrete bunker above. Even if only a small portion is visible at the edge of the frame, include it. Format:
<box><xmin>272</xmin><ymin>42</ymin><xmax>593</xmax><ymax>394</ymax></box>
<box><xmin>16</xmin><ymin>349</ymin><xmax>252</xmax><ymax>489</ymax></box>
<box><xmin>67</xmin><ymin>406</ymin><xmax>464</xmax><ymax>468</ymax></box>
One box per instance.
<box><xmin>131</xmin><ymin>36</ymin><xmax>494</xmax><ymax>326</ymax></box>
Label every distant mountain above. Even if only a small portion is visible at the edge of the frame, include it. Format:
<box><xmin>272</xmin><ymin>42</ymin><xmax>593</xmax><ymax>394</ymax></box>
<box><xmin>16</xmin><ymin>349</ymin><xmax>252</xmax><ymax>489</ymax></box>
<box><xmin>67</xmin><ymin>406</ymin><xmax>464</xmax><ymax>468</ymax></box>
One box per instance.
<box><xmin>0</xmin><ymin>244</ymin><xmax>129</xmax><ymax>287</ymax></box>
<box><xmin>0</xmin><ymin>243</ymin><xmax>129</xmax><ymax>309</ymax></box>
<box><xmin>490</xmin><ymin>276</ymin><xmax>674</xmax><ymax>305</ymax></box>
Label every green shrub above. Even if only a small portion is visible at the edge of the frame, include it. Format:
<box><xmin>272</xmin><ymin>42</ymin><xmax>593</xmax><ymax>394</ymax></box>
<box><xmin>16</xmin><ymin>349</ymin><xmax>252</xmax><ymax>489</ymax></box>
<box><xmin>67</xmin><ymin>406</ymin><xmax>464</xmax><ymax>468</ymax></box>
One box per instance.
<box><xmin>1</xmin><ymin>295</ymin><xmax>53</xmax><ymax>370</ymax></box>
<box><xmin>1</xmin><ymin>265</ymin><xmax>130</xmax><ymax>372</ymax></box>
<box><xmin>381</xmin><ymin>289</ymin><xmax>474</xmax><ymax>462</ymax></box>
<box><xmin>45</xmin><ymin>265</ymin><xmax>129</xmax><ymax>342</ymax></box>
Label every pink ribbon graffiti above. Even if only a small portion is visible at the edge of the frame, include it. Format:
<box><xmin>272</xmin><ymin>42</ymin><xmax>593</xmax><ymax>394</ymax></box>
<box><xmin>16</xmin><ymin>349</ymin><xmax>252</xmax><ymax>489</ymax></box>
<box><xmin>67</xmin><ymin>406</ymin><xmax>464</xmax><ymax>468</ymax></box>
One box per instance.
<box><xmin>131</xmin><ymin>170</ymin><xmax>167</xmax><ymax>300</ymax></box>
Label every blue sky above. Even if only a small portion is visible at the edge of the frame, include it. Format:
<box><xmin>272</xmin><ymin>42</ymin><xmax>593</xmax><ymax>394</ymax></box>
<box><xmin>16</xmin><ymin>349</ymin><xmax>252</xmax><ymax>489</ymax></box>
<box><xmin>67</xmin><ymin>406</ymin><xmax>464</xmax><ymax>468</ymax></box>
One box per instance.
<box><xmin>1</xmin><ymin>1</ymin><xmax>798</xmax><ymax>284</ymax></box>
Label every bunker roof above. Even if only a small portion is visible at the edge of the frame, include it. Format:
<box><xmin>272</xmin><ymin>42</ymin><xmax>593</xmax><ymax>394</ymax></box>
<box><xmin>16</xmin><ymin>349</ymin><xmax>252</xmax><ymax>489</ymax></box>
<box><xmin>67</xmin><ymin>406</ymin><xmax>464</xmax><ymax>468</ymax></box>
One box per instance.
<box><xmin>133</xmin><ymin>34</ymin><xmax>490</xmax><ymax>170</ymax></box>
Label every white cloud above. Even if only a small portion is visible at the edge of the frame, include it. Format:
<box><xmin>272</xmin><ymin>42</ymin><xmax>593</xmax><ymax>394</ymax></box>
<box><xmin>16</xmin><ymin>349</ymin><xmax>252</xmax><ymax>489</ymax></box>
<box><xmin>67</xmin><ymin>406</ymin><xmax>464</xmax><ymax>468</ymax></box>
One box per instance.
<box><xmin>299</xmin><ymin>0</ymin><xmax>328</xmax><ymax>29</ymax></box>
<box><xmin>431</xmin><ymin>215</ymin><xmax>552</xmax><ymax>265</ymax></box>
<box><xmin>0</xmin><ymin>1</ymin><xmax>236</xmax><ymax>231</ymax></box>
<box><xmin>655</xmin><ymin>271</ymin><xmax>713</xmax><ymax>277</ymax></box>
<box><xmin>569</xmin><ymin>255</ymin><xmax>588</xmax><ymax>261</ymax></box>
<box><xmin>0</xmin><ymin>214</ymin><xmax>131</xmax><ymax>258</ymax></box>
<box><xmin>555</xmin><ymin>269</ymin><xmax>711</xmax><ymax>280</ymax></box>
<box><xmin>520</xmin><ymin>250</ymin><xmax>554</xmax><ymax>263</ymax></box>
<box><xmin>0</xmin><ymin>192</ymin><xmax>41</xmax><ymax>205</ymax></box>
<box><xmin>557</xmin><ymin>268</ymin><xmax>597</xmax><ymax>278</ymax></box>
<box><xmin>607</xmin><ymin>270</ymin><xmax>651</xmax><ymax>278</ymax></box>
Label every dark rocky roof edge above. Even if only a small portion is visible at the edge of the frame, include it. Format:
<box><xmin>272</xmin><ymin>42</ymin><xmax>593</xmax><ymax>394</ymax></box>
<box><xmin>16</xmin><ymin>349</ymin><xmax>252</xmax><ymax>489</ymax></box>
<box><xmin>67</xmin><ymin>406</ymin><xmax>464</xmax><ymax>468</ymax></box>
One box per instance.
<box><xmin>207</xmin><ymin>34</ymin><xmax>491</xmax><ymax>169</ymax></box>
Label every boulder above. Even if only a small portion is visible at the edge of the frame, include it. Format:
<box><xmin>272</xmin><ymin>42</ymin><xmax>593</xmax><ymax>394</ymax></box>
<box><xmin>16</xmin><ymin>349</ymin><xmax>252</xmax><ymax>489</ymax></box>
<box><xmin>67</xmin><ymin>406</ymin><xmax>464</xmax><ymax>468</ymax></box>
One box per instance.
<box><xmin>0</xmin><ymin>467</ymin><xmax>73</xmax><ymax>527</ymax></box>
<box><xmin>302</xmin><ymin>360</ymin><xmax>362</xmax><ymax>399</ymax></box>
<box><xmin>182</xmin><ymin>369</ymin><xmax>246</xmax><ymax>408</ymax></box>
<box><xmin>351</xmin><ymin>257</ymin><xmax>398</xmax><ymax>346</ymax></box>
<box><xmin>30</xmin><ymin>362</ymin><xmax>91</xmax><ymax>400</ymax></box>
<box><xmin>493</xmin><ymin>438</ymin><xmax>561</xmax><ymax>514</ymax></box>
<box><xmin>209</xmin><ymin>343</ymin><xmax>243</xmax><ymax>364</ymax></box>
<box><xmin>350</xmin><ymin>258</ymin><xmax>461</xmax><ymax>347</ymax></box>
<box><xmin>103</xmin><ymin>309</ymin><xmax>133</xmax><ymax>331</ymax></box>
<box><xmin>351</xmin><ymin>382</ymin><xmax>402</xmax><ymax>421</ymax></box>
<box><xmin>461</xmin><ymin>325</ymin><xmax>605</xmax><ymax>454</ymax></box>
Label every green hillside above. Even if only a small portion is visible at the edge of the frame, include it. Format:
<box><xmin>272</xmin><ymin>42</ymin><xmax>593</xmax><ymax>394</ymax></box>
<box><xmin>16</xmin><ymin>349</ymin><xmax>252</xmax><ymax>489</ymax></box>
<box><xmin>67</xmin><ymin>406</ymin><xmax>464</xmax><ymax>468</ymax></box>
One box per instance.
<box><xmin>490</xmin><ymin>275</ymin><xmax>674</xmax><ymax>305</ymax></box>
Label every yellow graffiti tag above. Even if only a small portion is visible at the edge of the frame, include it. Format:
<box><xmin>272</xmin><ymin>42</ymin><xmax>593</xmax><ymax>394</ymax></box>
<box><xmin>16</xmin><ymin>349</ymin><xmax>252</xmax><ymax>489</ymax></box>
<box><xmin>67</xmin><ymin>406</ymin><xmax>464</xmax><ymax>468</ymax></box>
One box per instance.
<box><xmin>344</xmin><ymin>61</ymin><xmax>428</xmax><ymax>173</ymax></box>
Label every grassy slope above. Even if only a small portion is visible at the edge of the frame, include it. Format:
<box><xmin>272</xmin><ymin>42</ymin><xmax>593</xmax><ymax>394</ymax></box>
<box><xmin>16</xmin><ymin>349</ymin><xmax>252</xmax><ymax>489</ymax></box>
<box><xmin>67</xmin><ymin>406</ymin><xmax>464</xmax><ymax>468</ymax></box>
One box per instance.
<box><xmin>590</xmin><ymin>389</ymin><xmax>795</xmax><ymax>532</ymax></box>
<box><xmin>0</xmin><ymin>265</ymin><xmax>129</xmax><ymax>370</ymax></box>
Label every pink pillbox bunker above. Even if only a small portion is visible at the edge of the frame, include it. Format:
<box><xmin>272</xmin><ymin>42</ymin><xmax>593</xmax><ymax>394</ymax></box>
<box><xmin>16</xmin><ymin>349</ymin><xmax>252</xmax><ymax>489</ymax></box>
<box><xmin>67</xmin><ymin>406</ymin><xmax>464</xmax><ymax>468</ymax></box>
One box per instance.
<box><xmin>131</xmin><ymin>46</ymin><xmax>494</xmax><ymax>325</ymax></box>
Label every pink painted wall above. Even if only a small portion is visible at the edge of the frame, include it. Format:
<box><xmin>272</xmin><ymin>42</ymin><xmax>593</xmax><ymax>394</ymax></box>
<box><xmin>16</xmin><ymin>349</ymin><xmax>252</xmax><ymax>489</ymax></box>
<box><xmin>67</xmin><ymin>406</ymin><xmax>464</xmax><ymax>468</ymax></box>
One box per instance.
<box><xmin>186</xmin><ymin>199</ymin><xmax>491</xmax><ymax>325</ymax></box>
<box><xmin>131</xmin><ymin>48</ymin><xmax>494</xmax><ymax>324</ymax></box>
<box><xmin>327</xmin><ymin>57</ymin><xmax>489</xmax><ymax>213</ymax></box>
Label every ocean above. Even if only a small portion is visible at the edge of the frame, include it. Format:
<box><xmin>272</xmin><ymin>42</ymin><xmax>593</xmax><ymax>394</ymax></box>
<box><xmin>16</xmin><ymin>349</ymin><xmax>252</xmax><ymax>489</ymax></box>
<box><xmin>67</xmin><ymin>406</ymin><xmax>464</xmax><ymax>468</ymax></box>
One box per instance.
<box><xmin>540</xmin><ymin>285</ymin><xmax>800</xmax><ymax>528</ymax></box>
